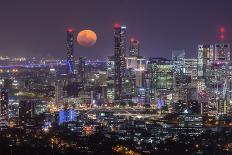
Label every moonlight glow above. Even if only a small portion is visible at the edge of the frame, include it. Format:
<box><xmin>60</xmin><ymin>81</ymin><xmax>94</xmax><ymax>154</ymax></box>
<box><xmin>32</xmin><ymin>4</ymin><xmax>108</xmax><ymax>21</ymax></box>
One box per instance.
<box><xmin>77</xmin><ymin>30</ymin><xmax>97</xmax><ymax>47</ymax></box>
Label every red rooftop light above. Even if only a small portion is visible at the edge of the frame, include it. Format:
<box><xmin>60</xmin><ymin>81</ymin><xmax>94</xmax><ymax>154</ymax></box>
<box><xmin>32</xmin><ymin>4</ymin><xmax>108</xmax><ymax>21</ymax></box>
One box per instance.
<box><xmin>220</xmin><ymin>27</ymin><xmax>225</xmax><ymax>33</ymax></box>
<box><xmin>114</xmin><ymin>23</ymin><xmax>121</xmax><ymax>29</ymax></box>
<box><xmin>130</xmin><ymin>37</ymin><xmax>135</xmax><ymax>42</ymax></box>
<box><xmin>67</xmin><ymin>28</ymin><xmax>73</xmax><ymax>33</ymax></box>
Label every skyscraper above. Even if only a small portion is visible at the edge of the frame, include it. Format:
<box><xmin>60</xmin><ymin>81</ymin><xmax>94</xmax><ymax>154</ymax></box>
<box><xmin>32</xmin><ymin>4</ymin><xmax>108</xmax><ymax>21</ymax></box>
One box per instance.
<box><xmin>66</xmin><ymin>28</ymin><xmax>75</xmax><ymax>74</ymax></box>
<box><xmin>106</xmin><ymin>56</ymin><xmax>115</xmax><ymax>103</ymax></box>
<box><xmin>78</xmin><ymin>56</ymin><xmax>86</xmax><ymax>84</ymax></box>
<box><xmin>114</xmin><ymin>23</ymin><xmax>127</xmax><ymax>103</ymax></box>
<box><xmin>147</xmin><ymin>58</ymin><xmax>174</xmax><ymax>105</ymax></box>
<box><xmin>214</xmin><ymin>43</ymin><xmax>230</xmax><ymax>61</ymax></box>
<box><xmin>129</xmin><ymin>38</ymin><xmax>139</xmax><ymax>57</ymax></box>
<box><xmin>0</xmin><ymin>88</ymin><xmax>8</xmax><ymax>128</ymax></box>
<box><xmin>213</xmin><ymin>44</ymin><xmax>231</xmax><ymax>114</ymax></box>
<box><xmin>55</xmin><ymin>80</ymin><xmax>64</xmax><ymax>104</ymax></box>
<box><xmin>197</xmin><ymin>45</ymin><xmax>214</xmax><ymax>77</ymax></box>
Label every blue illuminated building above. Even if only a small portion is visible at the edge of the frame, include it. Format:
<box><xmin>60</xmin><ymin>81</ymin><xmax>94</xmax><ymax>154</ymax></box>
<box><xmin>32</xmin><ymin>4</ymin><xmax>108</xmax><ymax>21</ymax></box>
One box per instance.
<box><xmin>59</xmin><ymin>109</ymin><xmax>77</xmax><ymax>125</ymax></box>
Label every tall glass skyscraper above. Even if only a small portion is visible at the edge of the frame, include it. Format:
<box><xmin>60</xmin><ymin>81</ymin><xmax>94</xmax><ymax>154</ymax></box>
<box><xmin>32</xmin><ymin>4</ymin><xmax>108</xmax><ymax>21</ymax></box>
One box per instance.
<box><xmin>114</xmin><ymin>24</ymin><xmax>127</xmax><ymax>103</ymax></box>
<box><xmin>78</xmin><ymin>56</ymin><xmax>86</xmax><ymax>84</ymax></box>
<box><xmin>197</xmin><ymin>45</ymin><xmax>214</xmax><ymax>77</ymax></box>
<box><xmin>66</xmin><ymin>28</ymin><xmax>75</xmax><ymax>74</ymax></box>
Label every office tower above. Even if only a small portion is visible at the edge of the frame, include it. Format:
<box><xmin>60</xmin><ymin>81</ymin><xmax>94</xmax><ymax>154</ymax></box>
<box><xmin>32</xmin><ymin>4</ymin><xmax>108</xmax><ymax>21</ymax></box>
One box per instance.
<box><xmin>0</xmin><ymin>88</ymin><xmax>8</xmax><ymax>128</ymax></box>
<box><xmin>124</xmin><ymin>69</ymin><xmax>136</xmax><ymax>99</ymax></box>
<box><xmin>172</xmin><ymin>50</ymin><xmax>185</xmax><ymax>83</ymax></box>
<box><xmin>66</xmin><ymin>28</ymin><xmax>75</xmax><ymax>74</ymax></box>
<box><xmin>113</xmin><ymin>23</ymin><xmax>127</xmax><ymax>103</ymax></box>
<box><xmin>212</xmin><ymin>44</ymin><xmax>231</xmax><ymax>114</ymax></box>
<box><xmin>197</xmin><ymin>45</ymin><xmax>214</xmax><ymax>107</ymax></box>
<box><xmin>147</xmin><ymin>58</ymin><xmax>174</xmax><ymax>105</ymax></box>
<box><xmin>136</xmin><ymin>57</ymin><xmax>147</xmax><ymax>87</ymax></box>
<box><xmin>18</xmin><ymin>100</ymin><xmax>35</xmax><ymax>126</ymax></box>
<box><xmin>125</xmin><ymin>56</ymin><xmax>147</xmax><ymax>87</ymax></box>
<box><xmin>124</xmin><ymin>57</ymin><xmax>137</xmax><ymax>101</ymax></box>
<box><xmin>180</xmin><ymin>59</ymin><xmax>198</xmax><ymax>100</ymax></box>
<box><xmin>215</xmin><ymin>43</ymin><xmax>230</xmax><ymax>61</ymax></box>
<box><xmin>129</xmin><ymin>38</ymin><xmax>139</xmax><ymax>57</ymax></box>
<box><xmin>55</xmin><ymin>80</ymin><xmax>64</xmax><ymax>104</ymax></box>
<box><xmin>106</xmin><ymin>56</ymin><xmax>115</xmax><ymax>103</ymax></box>
<box><xmin>172</xmin><ymin>50</ymin><xmax>188</xmax><ymax>101</ymax></box>
<box><xmin>125</xmin><ymin>54</ymin><xmax>147</xmax><ymax>103</ymax></box>
<box><xmin>197</xmin><ymin>45</ymin><xmax>214</xmax><ymax>77</ymax></box>
<box><xmin>78</xmin><ymin>56</ymin><xmax>86</xmax><ymax>84</ymax></box>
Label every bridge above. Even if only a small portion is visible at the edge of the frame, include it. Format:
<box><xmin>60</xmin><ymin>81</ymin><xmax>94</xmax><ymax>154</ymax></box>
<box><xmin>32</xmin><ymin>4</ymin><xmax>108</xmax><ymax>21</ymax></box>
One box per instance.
<box><xmin>76</xmin><ymin>107</ymin><xmax>162</xmax><ymax>119</ymax></box>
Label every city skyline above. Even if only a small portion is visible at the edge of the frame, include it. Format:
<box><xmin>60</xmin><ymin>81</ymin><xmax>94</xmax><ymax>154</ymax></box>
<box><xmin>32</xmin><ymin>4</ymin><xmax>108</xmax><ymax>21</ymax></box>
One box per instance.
<box><xmin>1</xmin><ymin>1</ymin><xmax>232</xmax><ymax>154</ymax></box>
<box><xmin>0</xmin><ymin>0</ymin><xmax>232</xmax><ymax>59</ymax></box>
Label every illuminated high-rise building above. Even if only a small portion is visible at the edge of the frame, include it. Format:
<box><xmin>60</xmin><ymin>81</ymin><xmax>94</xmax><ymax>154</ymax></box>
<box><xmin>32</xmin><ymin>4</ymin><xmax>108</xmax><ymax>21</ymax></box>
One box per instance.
<box><xmin>55</xmin><ymin>80</ymin><xmax>64</xmax><ymax>104</ymax></box>
<box><xmin>172</xmin><ymin>50</ymin><xmax>198</xmax><ymax>103</ymax></box>
<box><xmin>197</xmin><ymin>45</ymin><xmax>214</xmax><ymax>77</ymax></box>
<box><xmin>213</xmin><ymin>44</ymin><xmax>231</xmax><ymax>114</ymax></box>
<box><xmin>136</xmin><ymin>57</ymin><xmax>147</xmax><ymax>84</ymax></box>
<box><xmin>0</xmin><ymin>88</ymin><xmax>9</xmax><ymax>128</ymax></box>
<box><xmin>66</xmin><ymin>28</ymin><xmax>75</xmax><ymax>74</ymax></box>
<box><xmin>147</xmin><ymin>58</ymin><xmax>174</xmax><ymax>105</ymax></box>
<box><xmin>196</xmin><ymin>43</ymin><xmax>231</xmax><ymax>114</ymax></box>
<box><xmin>129</xmin><ymin>38</ymin><xmax>139</xmax><ymax>57</ymax></box>
<box><xmin>215</xmin><ymin>43</ymin><xmax>230</xmax><ymax>61</ymax></box>
<box><xmin>197</xmin><ymin>45</ymin><xmax>214</xmax><ymax>103</ymax></box>
<box><xmin>124</xmin><ymin>56</ymin><xmax>147</xmax><ymax>103</ymax></box>
<box><xmin>126</xmin><ymin>56</ymin><xmax>147</xmax><ymax>87</ymax></box>
<box><xmin>78</xmin><ymin>56</ymin><xmax>86</xmax><ymax>84</ymax></box>
<box><xmin>106</xmin><ymin>56</ymin><xmax>115</xmax><ymax>103</ymax></box>
<box><xmin>113</xmin><ymin>23</ymin><xmax>127</xmax><ymax>103</ymax></box>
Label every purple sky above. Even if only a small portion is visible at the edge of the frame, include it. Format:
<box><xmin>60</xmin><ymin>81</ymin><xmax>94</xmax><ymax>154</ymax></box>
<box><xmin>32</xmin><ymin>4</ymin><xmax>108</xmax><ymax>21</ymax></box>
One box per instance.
<box><xmin>0</xmin><ymin>0</ymin><xmax>232</xmax><ymax>59</ymax></box>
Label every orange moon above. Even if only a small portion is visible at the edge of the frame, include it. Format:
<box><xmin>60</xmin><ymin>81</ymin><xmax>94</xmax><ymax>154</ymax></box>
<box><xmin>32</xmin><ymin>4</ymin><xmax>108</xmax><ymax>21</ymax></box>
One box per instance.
<box><xmin>77</xmin><ymin>30</ymin><xmax>97</xmax><ymax>47</ymax></box>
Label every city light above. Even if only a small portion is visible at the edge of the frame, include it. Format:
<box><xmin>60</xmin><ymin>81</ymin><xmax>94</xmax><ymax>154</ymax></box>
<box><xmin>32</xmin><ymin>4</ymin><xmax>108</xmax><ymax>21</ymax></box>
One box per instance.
<box><xmin>0</xmin><ymin>1</ymin><xmax>231</xmax><ymax>154</ymax></box>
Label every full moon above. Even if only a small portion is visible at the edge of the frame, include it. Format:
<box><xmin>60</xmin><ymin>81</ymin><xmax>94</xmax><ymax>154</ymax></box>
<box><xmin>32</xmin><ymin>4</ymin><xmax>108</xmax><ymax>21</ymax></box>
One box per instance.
<box><xmin>77</xmin><ymin>30</ymin><xmax>97</xmax><ymax>47</ymax></box>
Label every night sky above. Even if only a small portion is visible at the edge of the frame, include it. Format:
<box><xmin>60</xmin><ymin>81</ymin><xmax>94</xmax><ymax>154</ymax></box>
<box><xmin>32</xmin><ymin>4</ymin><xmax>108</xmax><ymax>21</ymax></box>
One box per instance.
<box><xmin>0</xmin><ymin>0</ymin><xmax>232</xmax><ymax>59</ymax></box>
